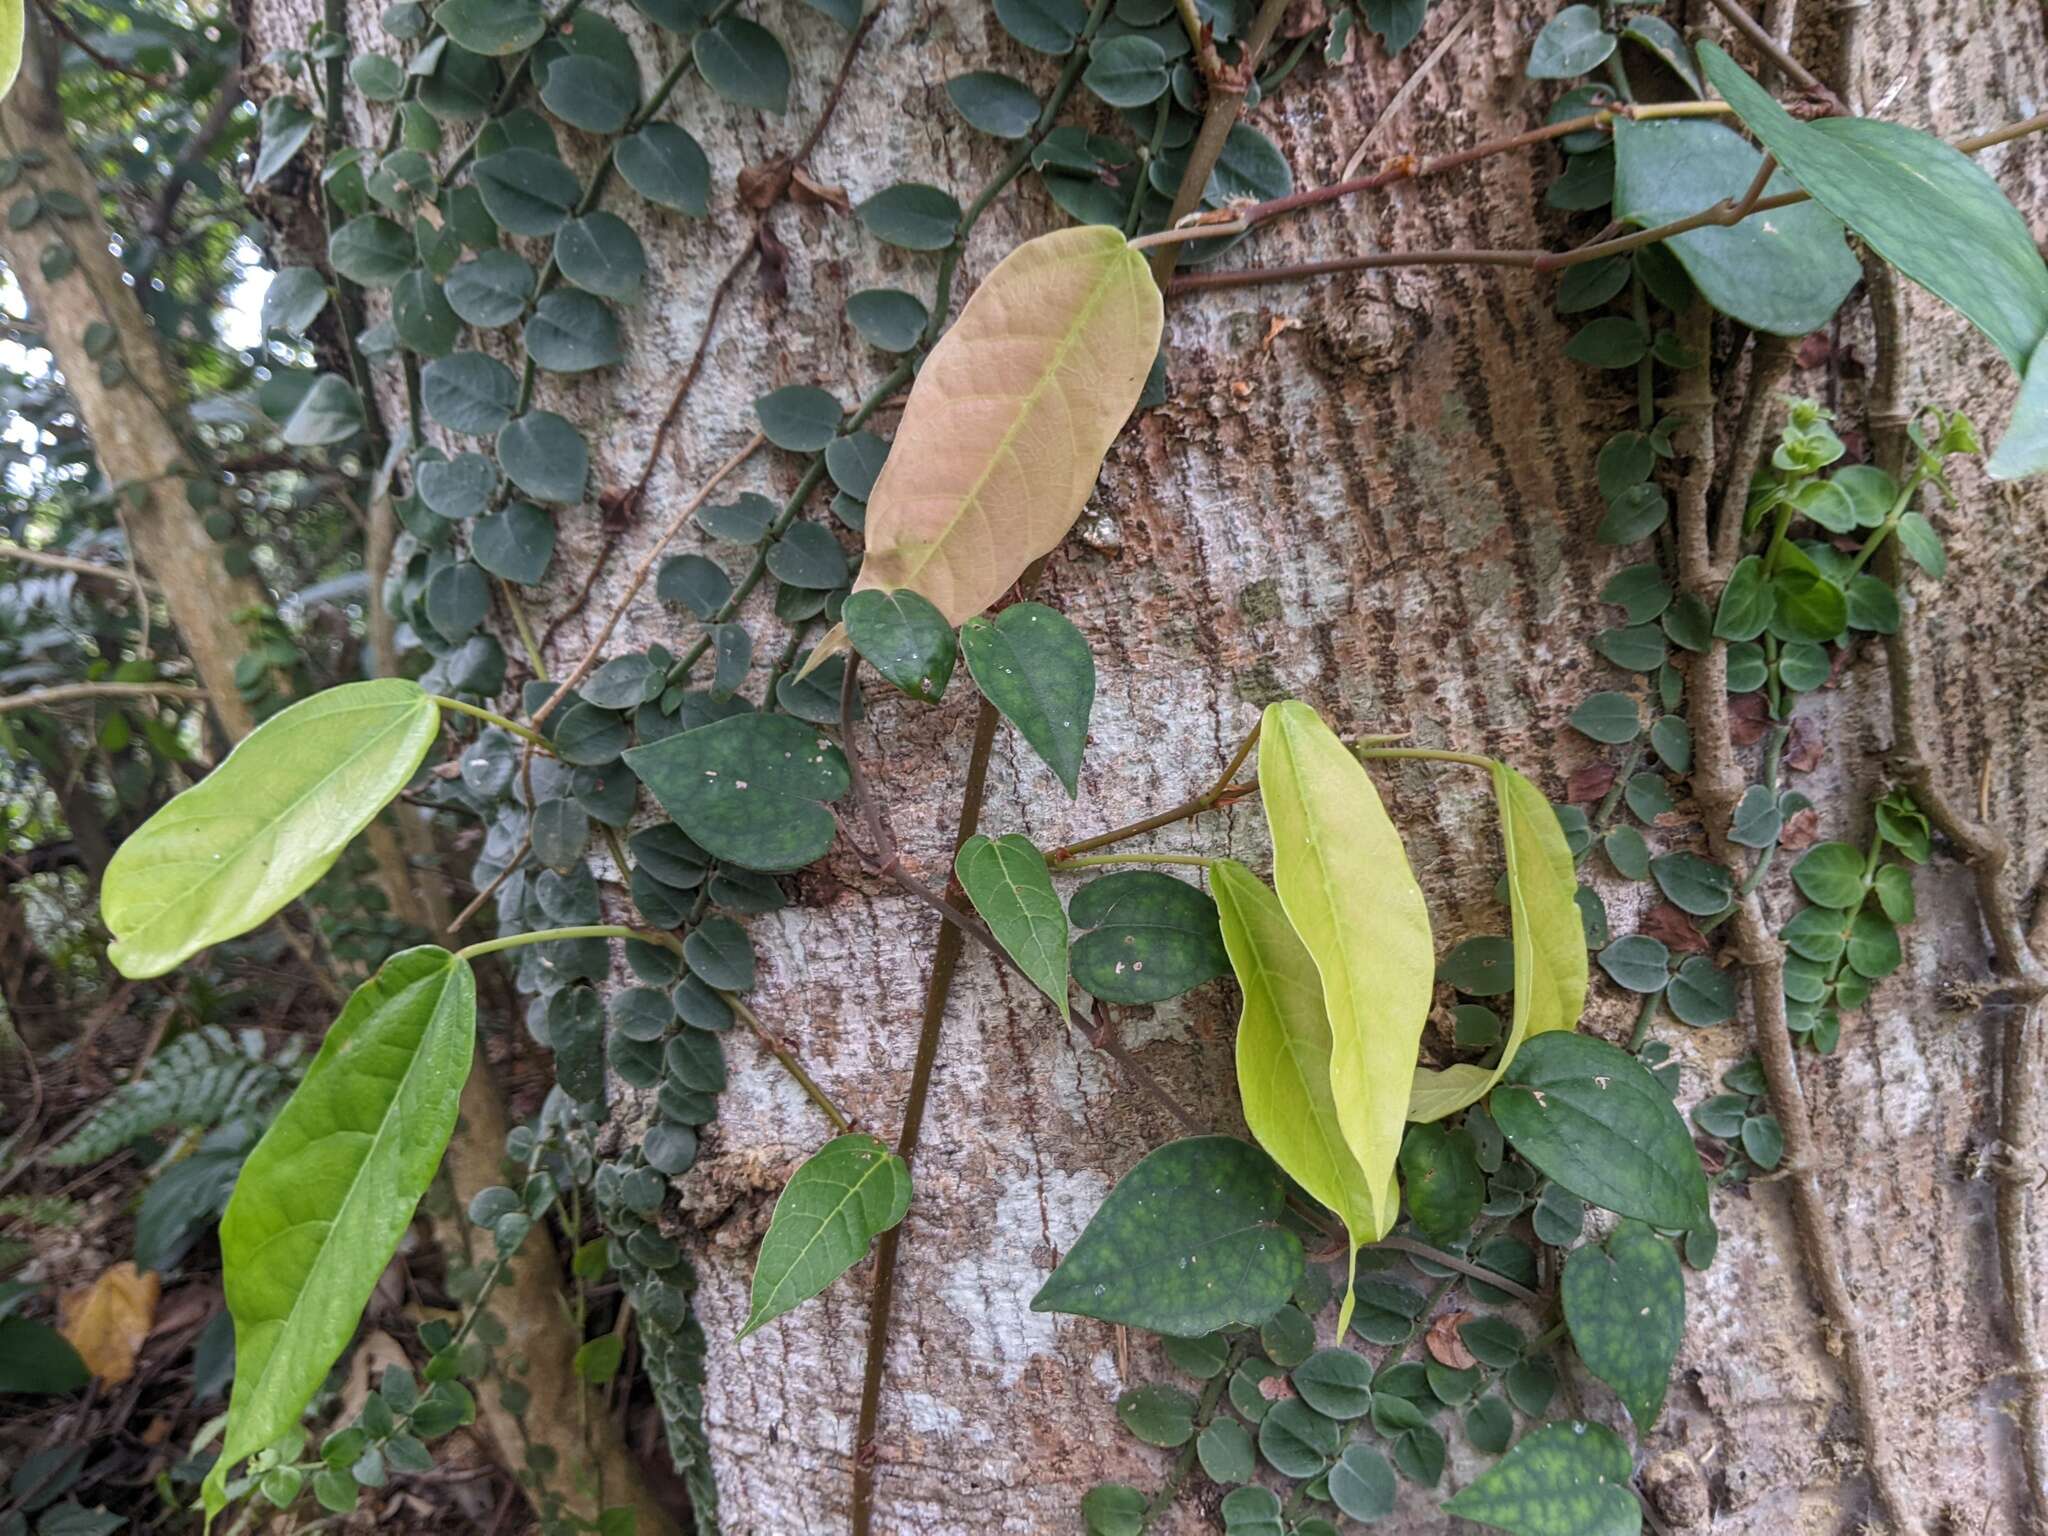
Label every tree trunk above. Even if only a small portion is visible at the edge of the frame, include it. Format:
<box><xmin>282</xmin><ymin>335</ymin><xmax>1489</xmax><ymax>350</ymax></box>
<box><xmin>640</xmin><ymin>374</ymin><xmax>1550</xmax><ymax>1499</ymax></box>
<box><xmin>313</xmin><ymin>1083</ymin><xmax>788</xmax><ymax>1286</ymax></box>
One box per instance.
<box><xmin>240</xmin><ymin>0</ymin><xmax>2048</xmax><ymax>1529</ymax></box>
<box><xmin>0</xmin><ymin>19</ymin><xmax>261</xmax><ymax>745</ymax></box>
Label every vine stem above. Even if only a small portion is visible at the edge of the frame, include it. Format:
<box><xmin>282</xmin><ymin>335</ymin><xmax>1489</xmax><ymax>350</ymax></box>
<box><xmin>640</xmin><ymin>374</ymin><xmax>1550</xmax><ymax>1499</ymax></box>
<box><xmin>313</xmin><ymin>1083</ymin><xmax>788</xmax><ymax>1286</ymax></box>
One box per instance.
<box><xmin>1702</xmin><ymin>0</ymin><xmax>1843</xmax><ymax>110</ymax></box>
<box><xmin>1050</xmin><ymin>717</ymin><xmax>1260</xmax><ymax>860</ymax></box>
<box><xmin>1051</xmin><ymin>851</ymin><xmax>1216</xmax><ymax>872</ymax></box>
<box><xmin>725</xmin><ymin>992</ymin><xmax>851</xmax><ymax>1133</ymax></box>
<box><xmin>1668</xmin><ymin>301</ymin><xmax>1929</xmax><ymax>1536</ymax></box>
<box><xmin>428</xmin><ymin>693</ymin><xmax>554</xmax><ymax>752</ymax></box>
<box><xmin>1168</xmin><ymin>109</ymin><xmax>2048</xmax><ymax>296</ymax></box>
<box><xmin>452</xmin><ymin>924</ymin><xmax>683</xmax><ymax>963</ymax></box>
<box><xmin>0</xmin><ymin>681</ymin><xmax>204</xmax><ymax>716</ymax></box>
<box><xmin>1356</xmin><ymin>746</ymin><xmax>1495</xmax><ymax>773</ymax></box>
<box><xmin>527</xmin><ymin>433</ymin><xmax>764</xmax><ymax>729</ymax></box>
<box><xmin>1864</xmin><ymin>260</ymin><xmax>2048</xmax><ymax>1531</ymax></box>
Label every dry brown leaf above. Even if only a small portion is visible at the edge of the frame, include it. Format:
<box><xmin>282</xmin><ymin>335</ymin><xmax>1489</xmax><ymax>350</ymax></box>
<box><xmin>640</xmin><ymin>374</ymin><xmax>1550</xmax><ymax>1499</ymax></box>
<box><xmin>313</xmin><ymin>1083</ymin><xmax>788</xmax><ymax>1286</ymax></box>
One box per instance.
<box><xmin>790</xmin><ymin>166</ymin><xmax>850</xmax><ymax>212</ymax></box>
<box><xmin>1566</xmin><ymin>761</ymin><xmax>1617</xmax><ymax>804</ymax></box>
<box><xmin>1779</xmin><ymin>806</ymin><xmax>1822</xmax><ymax>850</ymax></box>
<box><xmin>1784</xmin><ymin>715</ymin><xmax>1824</xmax><ymax>772</ymax></box>
<box><xmin>1425</xmin><ymin>1310</ymin><xmax>1477</xmax><ymax>1369</ymax></box>
<box><xmin>61</xmin><ymin>1261</ymin><xmax>160</xmax><ymax>1384</ymax></box>
<box><xmin>736</xmin><ymin>157</ymin><xmax>792</xmax><ymax>210</ymax></box>
<box><xmin>1641</xmin><ymin>902</ymin><xmax>1710</xmax><ymax>955</ymax></box>
<box><xmin>1727</xmin><ymin>691</ymin><xmax>1771</xmax><ymax>747</ymax></box>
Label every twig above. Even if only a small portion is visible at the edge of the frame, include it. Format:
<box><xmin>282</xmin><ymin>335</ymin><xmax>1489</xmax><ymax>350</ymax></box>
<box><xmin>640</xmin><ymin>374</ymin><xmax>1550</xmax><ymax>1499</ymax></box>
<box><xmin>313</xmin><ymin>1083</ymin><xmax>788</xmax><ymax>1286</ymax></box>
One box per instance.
<box><xmin>150</xmin><ymin>64</ymin><xmax>243</xmax><ymax>238</ymax></box>
<box><xmin>725</xmin><ymin>992</ymin><xmax>851</xmax><ymax>1133</ymax></box>
<box><xmin>1084</xmin><ymin>1000</ymin><xmax>1205</xmax><ymax>1133</ymax></box>
<box><xmin>0</xmin><ymin>681</ymin><xmax>204</xmax><ymax>715</ymax></box>
<box><xmin>623</xmin><ymin>242</ymin><xmax>754</xmax><ymax>512</ymax></box>
<box><xmin>1339</xmin><ymin>6</ymin><xmax>1478</xmax><ymax>181</ymax></box>
<box><xmin>529</xmin><ymin>434</ymin><xmax>764</xmax><ymax>728</ymax></box>
<box><xmin>450</xmin><ymin>834</ymin><xmax>530</xmax><ymax>934</ymax></box>
<box><xmin>32</xmin><ymin>0</ymin><xmax>172</xmax><ymax>86</ymax></box>
<box><xmin>0</xmin><ymin>538</ymin><xmax>161</xmax><ymax>593</ymax></box>
<box><xmin>1673</xmin><ymin>313</ymin><xmax>1928</xmax><ymax>1536</ymax></box>
<box><xmin>1371</xmin><ymin>1235</ymin><xmax>1542</xmax><ymax>1304</ymax></box>
<box><xmin>1146</xmin><ymin>0</ymin><xmax>1292</xmax><ymax>287</ymax></box>
<box><xmin>1865</xmin><ymin>259</ymin><xmax>2048</xmax><ymax>1531</ymax></box>
<box><xmin>1050</xmin><ymin>717</ymin><xmax>1260</xmax><ymax>859</ymax></box>
<box><xmin>1713</xmin><ymin>334</ymin><xmax>1797</xmax><ymax>573</ymax></box>
<box><xmin>1702</xmin><ymin>0</ymin><xmax>1843</xmax><ymax>111</ymax></box>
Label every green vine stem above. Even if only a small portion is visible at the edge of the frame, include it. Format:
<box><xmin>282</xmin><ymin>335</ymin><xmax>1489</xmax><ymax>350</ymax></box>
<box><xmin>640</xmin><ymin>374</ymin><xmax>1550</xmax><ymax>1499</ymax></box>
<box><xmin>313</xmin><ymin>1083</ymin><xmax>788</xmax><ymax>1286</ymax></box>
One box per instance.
<box><xmin>1049</xmin><ymin>851</ymin><xmax>1216</xmax><ymax>872</ymax></box>
<box><xmin>428</xmin><ymin>694</ymin><xmax>554</xmax><ymax>753</ymax></box>
<box><xmin>725</xmin><ymin>992</ymin><xmax>851</xmax><ymax>1134</ymax></box>
<box><xmin>1049</xmin><ymin>717</ymin><xmax>1259</xmax><ymax>859</ymax></box>
<box><xmin>453</xmin><ymin>924</ymin><xmax>682</xmax><ymax>963</ymax></box>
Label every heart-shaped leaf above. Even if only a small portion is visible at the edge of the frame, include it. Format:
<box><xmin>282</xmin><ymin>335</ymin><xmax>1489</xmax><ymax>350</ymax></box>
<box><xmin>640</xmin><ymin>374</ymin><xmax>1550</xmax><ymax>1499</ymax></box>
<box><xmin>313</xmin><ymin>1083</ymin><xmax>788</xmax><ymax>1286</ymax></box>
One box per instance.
<box><xmin>956</xmin><ymin>834</ymin><xmax>1069</xmax><ymax>1019</ymax></box>
<box><xmin>843</xmin><ymin>589</ymin><xmax>956</xmax><ymax>701</ymax></box>
<box><xmin>1212</xmin><ymin>859</ymin><xmax>1384</xmax><ymax>1336</ymax></box>
<box><xmin>103</xmin><ymin>681</ymin><xmax>440</xmax><ymax>978</ymax></box>
<box><xmin>960</xmin><ymin>602</ymin><xmax>1093</xmax><ymax>795</ymax></box>
<box><xmin>1562</xmin><ymin>1219</ymin><xmax>1684</xmax><ymax>1431</ymax></box>
<box><xmin>1069</xmin><ymin>870</ymin><xmax>1228</xmax><ymax>1004</ymax></box>
<box><xmin>1441</xmin><ymin>1421</ymin><xmax>1640</xmax><ymax>1536</ymax></box>
<box><xmin>1030</xmin><ymin>1136</ymin><xmax>1303</xmax><ymax>1335</ymax></box>
<box><xmin>1410</xmin><ymin>761</ymin><xmax>1587</xmax><ymax>1120</ymax></box>
<box><xmin>1258</xmin><ymin>701</ymin><xmax>1432</xmax><ymax>1237</ymax></box>
<box><xmin>1492</xmin><ymin>1032</ymin><xmax>1710</xmax><ymax>1230</ymax></box>
<box><xmin>202</xmin><ymin>947</ymin><xmax>476</xmax><ymax>1523</ymax></box>
<box><xmin>623</xmin><ymin>713</ymin><xmax>849</xmax><ymax>872</ymax></box>
<box><xmin>803</xmin><ymin>227</ymin><xmax>1161</xmax><ymax>674</ymax></box>
<box><xmin>739</xmin><ymin>1133</ymin><xmax>910</xmax><ymax>1337</ymax></box>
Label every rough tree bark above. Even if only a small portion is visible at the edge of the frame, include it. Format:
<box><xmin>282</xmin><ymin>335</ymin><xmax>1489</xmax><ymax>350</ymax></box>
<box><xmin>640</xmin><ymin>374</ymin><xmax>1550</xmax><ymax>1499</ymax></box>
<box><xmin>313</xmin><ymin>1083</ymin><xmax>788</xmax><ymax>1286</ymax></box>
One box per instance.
<box><xmin>241</xmin><ymin>0</ymin><xmax>2048</xmax><ymax>1530</ymax></box>
<box><xmin>0</xmin><ymin>17</ymin><xmax>262</xmax><ymax>745</ymax></box>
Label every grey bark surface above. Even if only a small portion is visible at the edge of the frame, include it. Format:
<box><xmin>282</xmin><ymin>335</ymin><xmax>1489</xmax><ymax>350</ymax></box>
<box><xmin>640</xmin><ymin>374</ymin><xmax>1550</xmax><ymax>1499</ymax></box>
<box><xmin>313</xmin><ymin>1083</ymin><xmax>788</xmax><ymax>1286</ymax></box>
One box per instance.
<box><xmin>237</xmin><ymin>0</ymin><xmax>2048</xmax><ymax>1529</ymax></box>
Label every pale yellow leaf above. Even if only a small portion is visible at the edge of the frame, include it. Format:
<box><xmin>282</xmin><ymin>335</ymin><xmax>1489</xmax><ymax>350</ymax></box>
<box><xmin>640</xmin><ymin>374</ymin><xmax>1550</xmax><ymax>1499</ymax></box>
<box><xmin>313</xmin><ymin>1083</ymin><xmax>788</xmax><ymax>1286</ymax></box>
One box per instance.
<box><xmin>1214</xmin><ymin>858</ymin><xmax>1389</xmax><ymax>1336</ymax></box>
<box><xmin>60</xmin><ymin>1261</ymin><xmax>160</xmax><ymax>1384</ymax></box>
<box><xmin>802</xmin><ymin>225</ymin><xmax>1161</xmax><ymax>675</ymax></box>
<box><xmin>1408</xmin><ymin>761</ymin><xmax>1588</xmax><ymax>1121</ymax></box>
<box><xmin>1256</xmin><ymin>700</ymin><xmax>1433</xmax><ymax>1238</ymax></box>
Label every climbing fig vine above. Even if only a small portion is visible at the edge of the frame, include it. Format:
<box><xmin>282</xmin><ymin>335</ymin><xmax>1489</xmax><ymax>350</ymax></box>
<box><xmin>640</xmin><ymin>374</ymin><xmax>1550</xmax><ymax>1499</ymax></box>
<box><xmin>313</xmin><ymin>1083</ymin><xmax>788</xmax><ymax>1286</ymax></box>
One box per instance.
<box><xmin>79</xmin><ymin>0</ymin><xmax>2048</xmax><ymax>1528</ymax></box>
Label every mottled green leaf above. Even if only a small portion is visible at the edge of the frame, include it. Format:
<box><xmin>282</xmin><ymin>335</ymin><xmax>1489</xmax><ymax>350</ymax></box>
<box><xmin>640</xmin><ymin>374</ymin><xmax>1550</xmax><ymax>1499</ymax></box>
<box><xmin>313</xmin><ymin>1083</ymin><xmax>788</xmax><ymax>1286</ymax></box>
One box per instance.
<box><xmin>739</xmin><ymin>1133</ymin><xmax>910</xmax><ymax>1336</ymax></box>
<box><xmin>843</xmin><ymin>589</ymin><xmax>956</xmax><ymax>701</ymax></box>
<box><xmin>1442</xmin><ymin>1421</ymin><xmax>1640</xmax><ymax>1536</ymax></box>
<box><xmin>1070</xmin><ymin>869</ymin><xmax>1228</xmax><ymax>1004</ymax></box>
<box><xmin>1562</xmin><ymin>1220</ymin><xmax>1683</xmax><ymax>1431</ymax></box>
<box><xmin>960</xmin><ymin>602</ymin><xmax>1094</xmax><ymax>795</ymax></box>
<box><xmin>623</xmin><ymin>713</ymin><xmax>849</xmax><ymax>872</ymax></box>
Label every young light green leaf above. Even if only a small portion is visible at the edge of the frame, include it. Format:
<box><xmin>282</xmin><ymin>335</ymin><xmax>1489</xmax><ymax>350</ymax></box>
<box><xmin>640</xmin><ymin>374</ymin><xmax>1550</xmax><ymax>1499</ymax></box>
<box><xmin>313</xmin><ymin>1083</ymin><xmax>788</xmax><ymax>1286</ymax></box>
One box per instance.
<box><xmin>802</xmin><ymin>226</ymin><xmax>1162</xmax><ymax>675</ymax></box>
<box><xmin>1612</xmin><ymin>119</ymin><xmax>1858</xmax><ymax>337</ymax></box>
<box><xmin>202</xmin><ymin>948</ymin><xmax>476</xmax><ymax>1525</ymax></box>
<box><xmin>624</xmin><ymin>714</ymin><xmax>849</xmax><ymax>872</ymax></box>
<box><xmin>739</xmin><ymin>1133</ymin><xmax>911</xmax><ymax>1338</ymax></box>
<box><xmin>1410</xmin><ymin>762</ymin><xmax>1587</xmax><ymax>1121</ymax></box>
<box><xmin>1562</xmin><ymin>1219</ymin><xmax>1684</xmax><ymax>1431</ymax></box>
<box><xmin>1030</xmin><ymin>1136</ymin><xmax>1303</xmax><ymax>1335</ymax></box>
<box><xmin>1698</xmin><ymin>43</ymin><xmax>2048</xmax><ymax>373</ymax></box>
<box><xmin>959</xmin><ymin>602</ymin><xmax>1094</xmax><ymax>795</ymax></box>
<box><xmin>1212</xmin><ymin>859</ymin><xmax>1386</xmax><ymax>1337</ymax></box>
<box><xmin>1441</xmin><ymin>1421</ymin><xmax>1640</xmax><ymax>1536</ymax></box>
<box><xmin>102</xmin><ymin>681</ymin><xmax>440</xmax><ymax>979</ymax></box>
<box><xmin>1492</xmin><ymin>1032</ymin><xmax>1710</xmax><ymax>1231</ymax></box>
<box><xmin>956</xmin><ymin>834</ymin><xmax>1069</xmax><ymax>1019</ymax></box>
<box><xmin>1257</xmin><ymin>701</ymin><xmax>1431</xmax><ymax>1238</ymax></box>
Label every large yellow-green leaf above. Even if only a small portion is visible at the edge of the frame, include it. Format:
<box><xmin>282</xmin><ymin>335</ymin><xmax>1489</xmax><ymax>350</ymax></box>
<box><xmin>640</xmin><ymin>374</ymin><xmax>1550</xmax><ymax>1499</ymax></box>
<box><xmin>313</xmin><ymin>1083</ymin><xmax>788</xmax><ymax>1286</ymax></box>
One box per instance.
<box><xmin>802</xmin><ymin>225</ymin><xmax>1161</xmax><ymax>673</ymax></box>
<box><xmin>103</xmin><ymin>680</ymin><xmax>440</xmax><ymax>978</ymax></box>
<box><xmin>1213</xmin><ymin>858</ymin><xmax>1386</xmax><ymax>1337</ymax></box>
<box><xmin>202</xmin><ymin>947</ymin><xmax>476</xmax><ymax>1524</ymax></box>
<box><xmin>1409</xmin><ymin>762</ymin><xmax>1588</xmax><ymax>1121</ymax></box>
<box><xmin>1255</xmin><ymin>700</ymin><xmax>1432</xmax><ymax>1238</ymax></box>
<box><xmin>0</xmin><ymin>0</ymin><xmax>21</xmax><ymax>103</ymax></box>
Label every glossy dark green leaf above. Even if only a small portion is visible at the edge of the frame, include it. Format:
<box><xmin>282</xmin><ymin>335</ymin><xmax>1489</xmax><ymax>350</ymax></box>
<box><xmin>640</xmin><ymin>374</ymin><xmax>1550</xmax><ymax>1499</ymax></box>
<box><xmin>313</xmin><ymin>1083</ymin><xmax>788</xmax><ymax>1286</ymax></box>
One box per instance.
<box><xmin>846</xmin><ymin>288</ymin><xmax>929</xmax><ymax>351</ymax></box>
<box><xmin>1261</xmin><ymin>1397</ymin><xmax>1341</xmax><ymax>1477</ymax></box>
<box><xmin>540</xmin><ymin>54</ymin><xmax>633</xmax><ymax>132</ymax></box>
<box><xmin>1493</xmin><ymin>1031</ymin><xmax>1709</xmax><ymax>1230</ymax></box>
<box><xmin>0</xmin><ymin>1319</ymin><xmax>89</xmax><ymax>1393</ymax></box>
<box><xmin>698</xmin><ymin>493</ymin><xmax>777</xmax><ymax>543</ymax></box>
<box><xmin>254</xmin><ymin>97</ymin><xmax>315</xmax><ymax>183</ymax></box>
<box><xmin>1791</xmin><ymin>841</ymin><xmax>1865</xmax><ymax>907</ymax></box>
<box><xmin>1649</xmin><ymin>715</ymin><xmax>1691</xmax><ymax>773</ymax></box>
<box><xmin>1562</xmin><ymin>1220</ymin><xmax>1683</xmax><ymax>1430</ymax></box>
<box><xmin>473</xmin><ymin>149</ymin><xmax>581</xmax><ymax>236</ymax></box>
<box><xmin>1117</xmin><ymin>1382</ymin><xmax>1197</xmax><ymax>1447</ymax></box>
<box><xmin>857</xmin><ymin>183</ymin><xmax>961</xmax><ymax>251</ymax></box>
<box><xmin>416</xmin><ymin>40</ymin><xmax>498</xmax><ymax>120</ymax></box>
<box><xmin>262</xmin><ymin>266</ymin><xmax>329</xmax><ymax>333</ymax></box>
<box><xmin>1597</xmin><ymin>482</ymin><xmax>1669</xmax><ymax>545</ymax></box>
<box><xmin>1566</xmin><ymin>317</ymin><xmax>1648</xmax><ymax>369</ymax></box>
<box><xmin>995</xmin><ymin>0</ymin><xmax>1087</xmax><ymax>52</ymax></box>
<box><xmin>1070</xmin><ymin>870</ymin><xmax>1228</xmax><ymax>1004</ymax></box>
<box><xmin>947</xmin><ymin>71</ymin><xmax>1041</xmax><ymax>137</ymax></box>
<box><xmin>1989</xmin><ymin>336</ymin><xmax>2048</xmax><ymax>482</ymax></box>
<box><xmin>616</xmin><ymin>123</ymin><xmax>710</xmax><ymax>215</ymax></box>
<box><xmin>421</xmin><ymin>351</ymin><xmax>517</xmax><ymax>435</ymax></box>
<box><xmin>1603</xmin><ymin>826</ymin><xmax>1650</xmax><ymax>881</ymax></box>
<box><xmin>1526</xmin><ymin>4</ymin><xmax>1613</xmax><ymax>78</ymax></box>
<box><xmin>1665</xmin><ymin>955</ymin><xmax>1736</xmax><ymax>1027</ymax></box>
<box><xmin>555</xmin><ymin>212</ymin><xmax>646</xmax><ymax>300</ymax></box>
<box><xmin>754</xmin><ymin>384</ymin><xmax>842</xmax><ymax>451</ymax></box>
<box><xmin>684</xmin><ymin>914</ymin><xmax>754</xmax><ymax>991</ymax></box>
<box><xmin>1700</xmin><ymin>43</ymin><xmax>2047</xmax><ymax>373</ymax></box>
<box><xmin>1085</xmin><ymin>34</ymin><xmax>1168</xmax><ymax>107</ymax></box>
<box><xmin>842</xmin><ymin>589</ymin><xmax>955</xmax><ymax>701</ymax></box>
<box><xmin>202</xmin><ymin>948</ymin><xmax>475</xmax><ymax>1522</ymax></box>
<box><xmin>1030</xmin><ymin>1135</ymin><xmax>1303</xmax><ymax>1334</ymax></box>
<box><xmin>956</xmin><ymin>834</ymin><xmax>1069</xmax><ymax>1017</ymax></box>
<box><xmin>766</xmin><ymin>522</ymin><xmax>849</xmax><ymax>589</ymax></box>
<box><xmin>1198</xmin><ymin>1418</ymin><xmax>1256</xmax><ymax>1484</ymax></box>
<box><xmin>1569</xmin><ymin>692</ymin><xmax>1640</xmax><ymax>745</ymax></box>
<box><xmin>498</xmin><ymin>411</ymin><xmax>589</xmax><ymax>504</ymax></box>
<box><xmin>352</xmin><ymin>51</ymin><xmax>406</xmax><ymax>100</ymax></box>
<box><xmin>1896</xmin><ymin>511</ymin><xmax>1947</xmax><ymax>576</ymax></box>
<box><xmin>419</xmin><ymin>452</ymin><xmax>497</xmax><ymax>519</ymax></box>
<box><xmin>1620</xmin><ymin>15</ymin><xmax>1700</xmax><ymax>93</ymax></box>
<box><xmin>1442</xmin><ymin>1421</ymin><xmax>1640</xmax><ymax>1536</ymax></box>
<box><xmin>1592</xmin><ymin>624</ymin><xmax>1665</xmax><ymax>673</ymax></box>
<box><xmin>280</xmin><ymin>375</ymin><xmax>366</xmax><ymax>446</ymax></box>
<box><xmin>329</xmin><ymin>214</ymin><xmax>413</xmax><ymax>286</ymax></box>
<box><xmin>445</xmin><ymin>250</ymin><xmax>534</xmax><ymax>327</ymax></box>
<box><xmin>1082</xmin><ymin>1484</ymin><xmax>1149</xmax><ymax>1536</ymax></box>
<box><xmin>740</xmin><ymin>1133</ymin><xmax>910</xmax><ymax>1336</ymax></box>
<box><xmin>1292</xmin><ymin>1347</ymin><xmax>1374</xmax><ymax>1420</ymax></box>
<box><xmin>959</xmin><ymin>602</ymin><xmax>1094</xmax><ymax>795</ymax></box>
<box><xmin>825</xmin><ymin>430</ymin><xmax>889</xmax><ymax>500</ymax></box>
<box><xmin>695</xmin><ymin>17</ymin><xmax>790</xmax><ymax>112</ymax></box>
<box><xmin>624</xmin><ymin>713</ymin><xmax>849</xmax><ymax>872</ymax></box>
<box><xmin>1649</xmin><ymin>852</ymin><xmax>1730</xmax><ymax>916</ymax></box>
<box><xmin>1612</xmin><ymin>119</ymin><xmax>1858</xmax><ymax>336</ymax></box>
<box><xmin>1399</xmin><ymin>1123</ymin><xmax>1482</xmax><ymax>1242</ymax></box>
<box><xmin>525</xmin><ymin>290</ymin><xmax>622</xmax><ymax>372</ymax></box>
<box><xmin>1438</xmin><ymin>934</ymin><xmax>1512</xmax><ymax>996</ymax></box>
<box><xmin>436</xmin><ymin>0</ymin><xmax>543</xmax><ymax>53</ymax></box>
